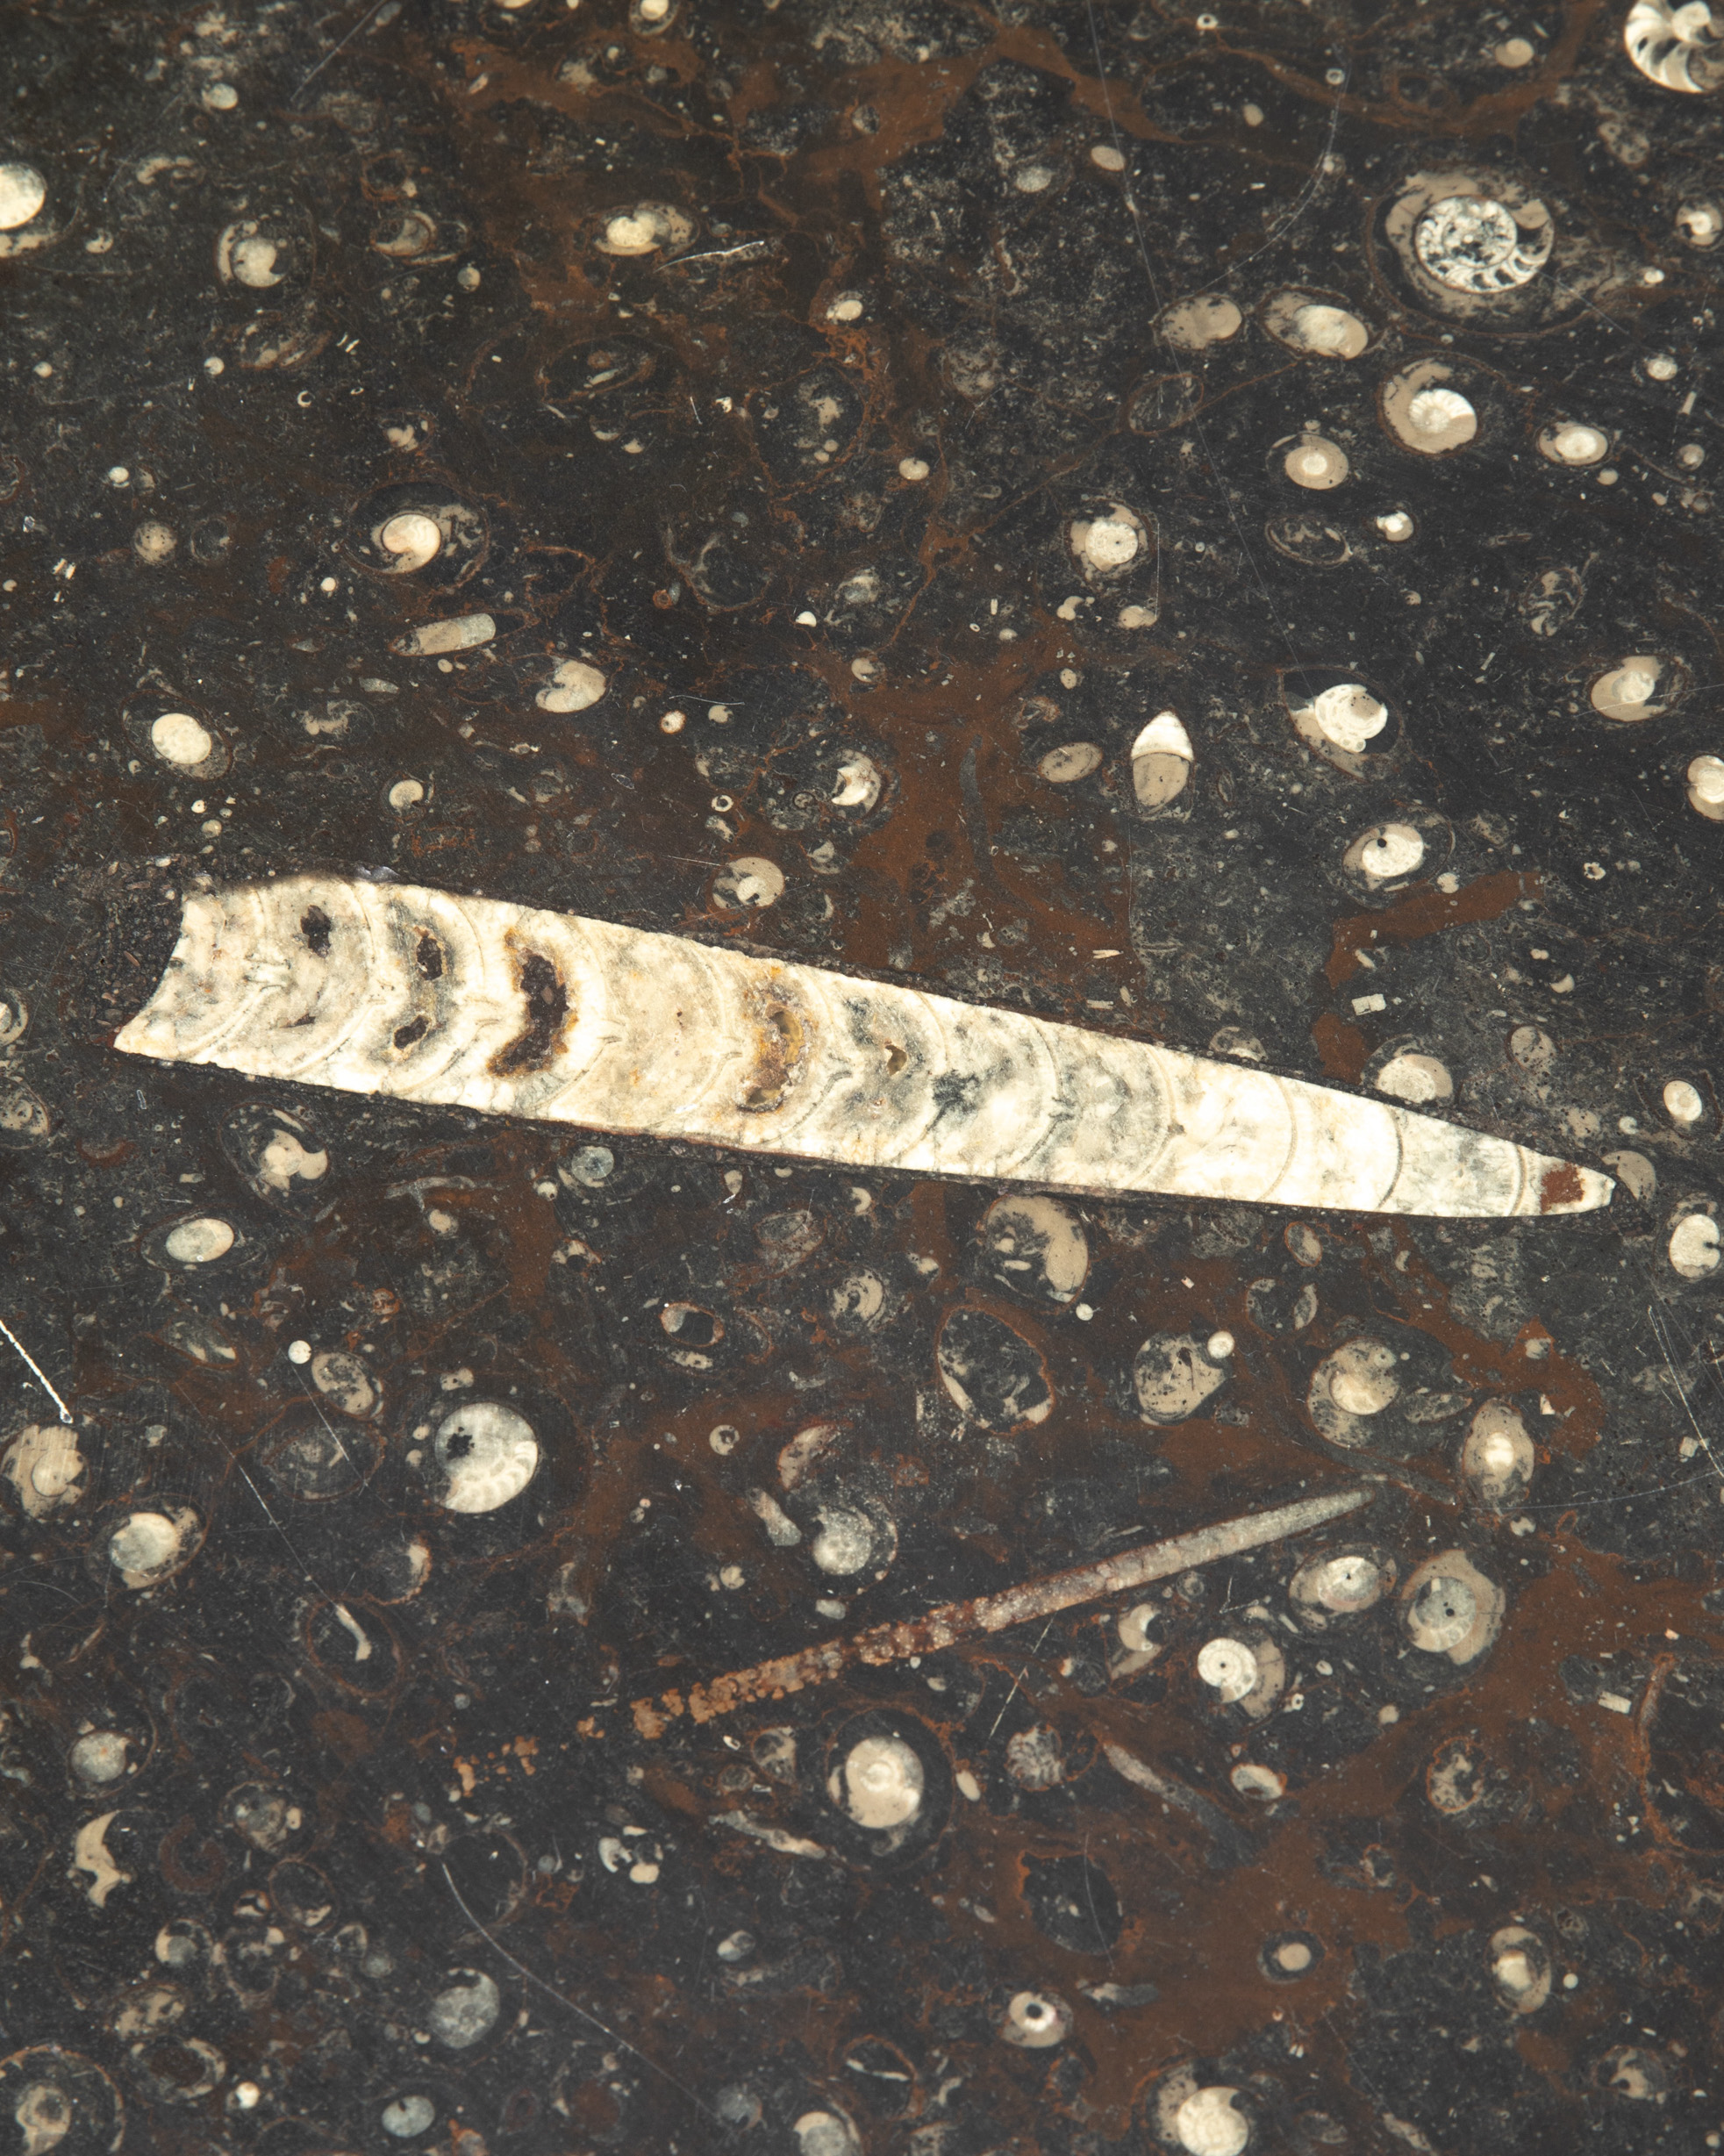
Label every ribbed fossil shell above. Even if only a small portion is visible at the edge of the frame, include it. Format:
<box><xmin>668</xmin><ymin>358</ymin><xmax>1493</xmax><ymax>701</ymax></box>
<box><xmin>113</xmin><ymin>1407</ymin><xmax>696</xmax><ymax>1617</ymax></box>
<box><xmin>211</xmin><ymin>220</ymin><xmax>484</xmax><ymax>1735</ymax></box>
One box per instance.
<box><xmin>113</xmin><ymin>876</ymin><xmax>1611</xmax><ymax>1218</ymax></box>
<box><xmin>1625</xmin><ymin>0</ymin><xmax>1724</xmax><ymax>91</ymax></box>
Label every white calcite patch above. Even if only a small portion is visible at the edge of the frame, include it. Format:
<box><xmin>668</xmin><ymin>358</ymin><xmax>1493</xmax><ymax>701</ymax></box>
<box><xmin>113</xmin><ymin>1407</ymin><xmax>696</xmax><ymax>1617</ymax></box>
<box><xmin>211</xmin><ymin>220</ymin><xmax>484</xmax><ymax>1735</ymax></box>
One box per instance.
<box><xmin>0</xmin><ymin>163</ymin><xmax>46</xmax><ymax>230</ymax></box>
<box><xmin>1196</xmin><ymin>1631</ymin><xmax>1284</xmax><ymax>1717</ymax></box>
<box><xmin>1590</xmin><ymin>657</ymin><xmax>1669</xmax><ymax>720</ymax></box>
<box><xmin>1131</xmin><ymin>711</ymin><xmax>1193</xmax><ymax>808</ymax></box>
<box><xmin>536</xmin><ymin>658</ymin><xmax>607</xmax><ymax>713</ymax></box>
<box><xmin>69</xmin><ymin>1730</ymin><xmax>132</xmax><ymax>1786</ymax></box>
<box><xmin>133</xmin><ymin>521</ymin><xmax>176</xmax><ymax>563</ymax></box>
<box><xmin>791</xmin><ymin>2113</ymin><xmax>860</xmax><ymax>2156</ymax></box>
<box><xmin>426</xmin><ymin>1971</ymin><xmax>499</xmax><ymax>2049</ymax></box>
<box><xmin>1134</xmin><ymin>1334</ymin><xmax>1229</xmax><ymax>1423</ymax></box>
<box><xmin>150</xmin><ymin>712</ymin><xmax>213</xmax><ymax>767</ymax></box>
<box><xmin>832</xmin><ymin>1734</ymin><xmax>923</xmax><ymax>1827</ymax></box>
<box><xmin>1626</xmin><ymin>0</ymin><xmax>1724</xmax><ymax>89</ymax></box>
<box><xmin>111</xmin><ymin>873</ymin><xmax>1613</xmax><ymax>1217</ymax></box>
<box><xmin>1670</xmin><ymin>1211</ymin><xmax>1720</xmax><ymax>1279</ymax></box>
<box><xmin>1374</xmin><ymin>507</ymin><xmax>1415</xmax><ymax>541</ymax></box>
<box><xmin>431</xmin><ymin>1401</ymin><xmax>538</xmax><ymax>1512</ymax></box>
<box><xmin>1374</xmin><ymin>1051</ymin><xmax>1453</xmax><ymax>1105</ymax></box>
<box><xmin>162</xmin><ymin>1216</ymin><xmax>234</xmax><ymax>1264</ymax></box>
<box><xmin>1414</xmin><ymin>193</ymin><xmax>1553</xmax><ymax>290</ymax></box>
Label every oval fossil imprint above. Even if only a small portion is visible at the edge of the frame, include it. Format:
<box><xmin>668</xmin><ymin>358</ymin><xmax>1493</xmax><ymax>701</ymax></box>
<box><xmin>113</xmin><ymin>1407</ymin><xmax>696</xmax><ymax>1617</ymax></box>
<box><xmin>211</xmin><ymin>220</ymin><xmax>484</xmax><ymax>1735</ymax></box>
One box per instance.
<box><xmin>112</xmin><ymin>876</ymin><xmax>1611</xmax><ymax>1218</ymax></box>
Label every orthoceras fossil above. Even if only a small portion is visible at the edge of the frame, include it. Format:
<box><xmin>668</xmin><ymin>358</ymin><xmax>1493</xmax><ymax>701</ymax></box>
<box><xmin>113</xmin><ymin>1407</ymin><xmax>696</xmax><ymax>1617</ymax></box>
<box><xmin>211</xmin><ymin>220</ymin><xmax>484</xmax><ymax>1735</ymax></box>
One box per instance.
<box><xmin>114</xmin><ymin>874</ymin><xmax>1612</xmax><ymax>1218</ymax></box>
<box><xmin>626</xmin><ymin>1486</ymin><xmax>1374</xmax><ymax>1737</ymax></box>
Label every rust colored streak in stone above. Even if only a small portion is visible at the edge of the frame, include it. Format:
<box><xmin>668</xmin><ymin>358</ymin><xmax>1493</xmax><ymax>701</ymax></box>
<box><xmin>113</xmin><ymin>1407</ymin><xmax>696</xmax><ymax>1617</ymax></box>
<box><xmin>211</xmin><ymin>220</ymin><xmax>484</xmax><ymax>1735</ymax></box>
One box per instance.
<box><xmin>1311</xmin><ymin>1009</ymin><xmax>1369</xmax><ymax>1083</ymax></box>
<box><xmin>1324</xmin><ymin>870</ymin><xmax>1538</xmax><ymax>990</ymax></box>
<box><xmin>633</xmin><ymin>1487</ymin><xmax>1370</xmax><ymax>1733</ymax></box>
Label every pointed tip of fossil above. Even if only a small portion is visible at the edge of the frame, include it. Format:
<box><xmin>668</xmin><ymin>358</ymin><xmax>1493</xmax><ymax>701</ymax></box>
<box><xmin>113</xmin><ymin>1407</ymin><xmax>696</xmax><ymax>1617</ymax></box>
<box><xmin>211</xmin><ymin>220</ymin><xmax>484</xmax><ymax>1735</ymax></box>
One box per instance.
<box><xmin>1535</xmin><ymin>1158</ymin><xmax>1614</xmax><ymax>1214</ymax></box>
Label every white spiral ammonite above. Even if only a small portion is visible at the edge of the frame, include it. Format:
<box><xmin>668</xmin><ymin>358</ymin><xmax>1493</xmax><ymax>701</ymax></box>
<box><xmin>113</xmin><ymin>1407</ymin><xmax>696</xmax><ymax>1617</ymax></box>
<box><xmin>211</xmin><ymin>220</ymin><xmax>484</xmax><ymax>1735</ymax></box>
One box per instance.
<box><xmin>112</xmin><ymin>875</ymin><xmax>1613</xmax><ymax>1219</ymax></box>
<box><xmin>1625</xmin><ymin>0</ymin><xmax>1724</xmax><ymax>90</ymax></box>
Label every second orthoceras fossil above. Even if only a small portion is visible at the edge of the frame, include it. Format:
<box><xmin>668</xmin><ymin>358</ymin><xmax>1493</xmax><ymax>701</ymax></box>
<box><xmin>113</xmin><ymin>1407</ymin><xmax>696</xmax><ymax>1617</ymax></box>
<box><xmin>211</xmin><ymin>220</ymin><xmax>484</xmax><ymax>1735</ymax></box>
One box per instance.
<box><xmin>113</xmin><ymin>875</ymin><xmax>1611</xmax><ymax>1218</ymax></box>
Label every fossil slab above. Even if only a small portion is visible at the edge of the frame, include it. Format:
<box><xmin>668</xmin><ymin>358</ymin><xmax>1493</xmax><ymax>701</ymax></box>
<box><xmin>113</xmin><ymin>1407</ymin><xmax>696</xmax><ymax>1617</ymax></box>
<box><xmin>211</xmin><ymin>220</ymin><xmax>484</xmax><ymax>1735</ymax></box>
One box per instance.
<box><xmin>113</xmin><ymin>876</ymin><xmax>1611</xmax><ymax>1218</ymax></box>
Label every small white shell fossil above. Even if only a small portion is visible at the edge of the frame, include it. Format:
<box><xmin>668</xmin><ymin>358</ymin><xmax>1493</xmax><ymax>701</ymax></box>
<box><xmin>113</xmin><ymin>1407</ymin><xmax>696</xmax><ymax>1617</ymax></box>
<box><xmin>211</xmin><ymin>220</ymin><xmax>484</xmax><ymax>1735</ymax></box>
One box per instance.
<box><xmin>1344</xmin><ymin>822</ymin><xmax>1424</xmax><ymax>885</ymax></box>
<box><xmin>1686</xmin><ymin>753</ymin><xmax>1724</xmax><ymax>818</ymax></box>
<box><xmin>1625</xmin><ymin>0</ymin><xmax>1724</xmax><ymax>90</ymax></box>
<box><xmin>596</xmin><ymin>202</ymin><xmax>695</xmax><ymax>255</ymax></box>
<box><xmin>377</xmin><ymin>512</ymin><xmax>442</xmax><ymax>571</ymax></box>
<box><xmin>113</xmin><ymin>876</ymin><xmax>1613</xmax><ymax>1218</ymax></box>
<box><xmin>1038</xmin><ymin>741</ymin><xmax>1102</xmax><ymax>784</ymax></box>
<box><xmin>1382</xmin><ymin>363</ymin><xmax>1478</xmax><ymax>454</ymax></box>
<box><xmin>0</xmin><ymin>163</ymin><xmax>46</xmax><ymax>232</ymax></box>
<box><xmin>1399</xmin><ymin>1550</ymin><xmax>1505</xmax><ymax>1663</ymax></box>
<box><xmin>429</xmin><ymin>1400</ymin><xmax>539</xmax><ymax>1513</ymax></box>
<box><xmin>1263</xmin><ymin>290</ymin><xmax>1371</xmax><ymax>358</ymax></box>
<box><xmin>1159</xmin><ymin>294</ymin><xmax>1241</xmax><ymax>352</ymax></box>
<box><xmin>1461</xmin><ymin>1400</ymin><xmax>1535</xmax><ymax>1508</ymax></box>
<box><xmin>1000</xmin><ymin>1991</ymin><xmax>1071</xmax><ymax>2048</ymax></box>
<box><xmin>1591</xmin><ymin>657</ymin><xmax>1670</xmax><ymax>720</ymax></box>
<box><xmin>830</xmin><ymin>1734</ymin><xmax>922</xmax><ymax>1828</ymax></box>
<box><xmin>1539</xmin><ymin>420</ymin><xmax>1610</xmax><ymax>467</ymax></box>
<box><xmin>1173</xmin><ymin>2087</ymin><xmax>1249</xmax><ymax>2156</ymax></box>
<box><xmin>1284</xmin><ymin>435</ymin><xmax>1349</xmax><ymax>490</ymax></box>
<box><xmin>151</xmin><ymin>712</ymin><xmax>215</xmax><ymax>768</ymax></box>
<box><xmin>536</xmin><ymin>658</ymin><xmax>607</xmax><ymax>713</ymax></box>
<box><xmin>392</xmin><ymin>612</ymin><xmax>495</xmax><ymax>657</ymax></box>
<box><xmin>1414</xmin><ymin>194</ymin><xmax>1553</xmax><ymax>292</ymax></box>
<box><xmin>1130</xmin><ymin>711</ymin><xmax>1192</xmax><ymax>808</ymax></box>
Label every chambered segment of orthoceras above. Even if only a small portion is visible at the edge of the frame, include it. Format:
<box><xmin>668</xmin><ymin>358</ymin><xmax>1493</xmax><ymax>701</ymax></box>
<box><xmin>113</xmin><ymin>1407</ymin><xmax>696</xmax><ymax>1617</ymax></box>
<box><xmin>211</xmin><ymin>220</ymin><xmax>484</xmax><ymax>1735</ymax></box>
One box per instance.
<box><xmin>111</xmin><ymin>875</ymin><xmax>1613</xmax><ymax>1218</ymax></box>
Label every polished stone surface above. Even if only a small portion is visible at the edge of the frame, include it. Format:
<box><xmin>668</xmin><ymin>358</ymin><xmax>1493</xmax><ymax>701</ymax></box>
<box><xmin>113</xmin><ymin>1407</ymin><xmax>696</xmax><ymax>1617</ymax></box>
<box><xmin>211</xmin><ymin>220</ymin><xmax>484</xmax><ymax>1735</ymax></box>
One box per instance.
<box><xmin>4</xmin><ymin>2</ymin><xmax>1724</xmax><ymax>2152</ymax></box>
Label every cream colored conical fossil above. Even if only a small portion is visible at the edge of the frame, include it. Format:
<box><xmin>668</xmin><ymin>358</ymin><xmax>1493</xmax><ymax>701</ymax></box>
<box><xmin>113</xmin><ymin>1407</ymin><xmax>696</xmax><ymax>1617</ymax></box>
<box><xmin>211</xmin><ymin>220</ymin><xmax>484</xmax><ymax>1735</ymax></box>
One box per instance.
<box><xmin>113</xmin><ymin>876</ymin><xmax>1611</xmax><ymax>1218</ymax></box>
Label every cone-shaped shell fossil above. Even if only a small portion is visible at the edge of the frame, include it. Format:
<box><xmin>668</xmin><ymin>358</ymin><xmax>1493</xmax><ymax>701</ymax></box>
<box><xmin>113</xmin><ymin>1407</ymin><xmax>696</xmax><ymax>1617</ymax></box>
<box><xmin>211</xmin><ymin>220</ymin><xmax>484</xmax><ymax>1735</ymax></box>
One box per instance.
<box><xmin>112</xmin><ymin>876</ymin><xmax>1612</xmax><ymax>1218</ymax></box>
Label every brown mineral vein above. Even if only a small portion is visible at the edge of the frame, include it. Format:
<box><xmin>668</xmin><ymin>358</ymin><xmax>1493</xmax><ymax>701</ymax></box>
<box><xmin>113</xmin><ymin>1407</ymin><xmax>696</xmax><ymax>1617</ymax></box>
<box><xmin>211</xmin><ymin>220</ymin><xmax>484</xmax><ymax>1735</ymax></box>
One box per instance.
<box><xmin>628</xmin><ymin>1486</ymin><xmax>1372</xmax><ymax>1737</ymax></box>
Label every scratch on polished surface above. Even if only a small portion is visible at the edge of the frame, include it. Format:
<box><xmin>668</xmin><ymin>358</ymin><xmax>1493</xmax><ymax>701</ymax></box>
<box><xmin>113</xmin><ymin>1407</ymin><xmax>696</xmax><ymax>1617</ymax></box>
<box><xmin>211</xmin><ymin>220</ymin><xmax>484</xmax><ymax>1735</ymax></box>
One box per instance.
<box><xmin>626</xmin><ymin>1486</ymin><xmax>1372</xmax><ymax>1733</ymax></box>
